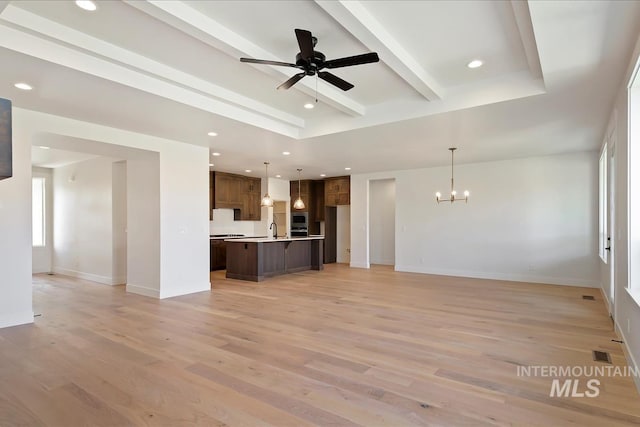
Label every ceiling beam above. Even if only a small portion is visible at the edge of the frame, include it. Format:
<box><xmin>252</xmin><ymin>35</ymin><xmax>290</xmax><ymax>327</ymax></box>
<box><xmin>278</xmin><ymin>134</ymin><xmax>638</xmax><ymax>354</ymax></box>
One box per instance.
<box><xmin>315</xmin><ymin>0</ymin><xmax>442</xmax><ymax>101</ymax></box>
<box><xmin>125</xmin><ymin>0</ymin><xmax>365</xmax><ymax>117</ymax></box>
<box><xmin>0</xmin><ymin>5</ymin><xmax>304</xmax><ymax>137</ymax></box>
<box><xmin>0</xmin><ymin>14</ymin><xmax>301</xmax><ymax>138</ymax></box>
<box><xmin>509</xmin><ymin>0</ymin><xmax>543</xmax><ymax>81</ymax></box>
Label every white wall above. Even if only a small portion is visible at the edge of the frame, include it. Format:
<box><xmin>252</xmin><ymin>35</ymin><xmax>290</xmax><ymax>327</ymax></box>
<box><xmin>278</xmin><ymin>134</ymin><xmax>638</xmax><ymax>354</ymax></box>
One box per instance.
<box><xmin>351</xmin><ymin>151</ymin><xmax>600</xmax><ymax>287</ymax></box>
<box><xmin>158</xmin><ymin>140</ymin><xmax>209</xmax><ymax>299</ymax></box>
<box><xmin>53</xmin><ymin>157</ymin><xmax>117</xmax><ymax>284</ymax></box>
<box><xmin>0</xmin><ymin>107</ymin><xmax>210</xmax><ymax>330</ymax></box>
<box><xmin>604</xmin><ymin>33</ymin><xmax>640</xmax><ymax>392</ymax></box>
<box><xmin>125</xmin><ymin>154</ymin><xmax>161</xmax><ymax>296</ymax></box>
<box><xmin>337</xmin><ymin>205</ymin><xmax>351</xmax><ymax>263</ymax></box>
<box><xmin>369</xmin><ymin>179</ymin><xmax>396</xmax><ymax>265</ymax></box>
<box><xmin>112</xmin><ymin>161</ymin><xmax>127</xmax><ymax>284</ymax></box>
<box><xmin>0</xmin><ymin>110</ymin><xmax>33</xmax><ymax>328</ymax></box>
<box><xmin>32</xmin><ymin>166</ymin><xmax>53</xmax><ymax>274</ymax></box>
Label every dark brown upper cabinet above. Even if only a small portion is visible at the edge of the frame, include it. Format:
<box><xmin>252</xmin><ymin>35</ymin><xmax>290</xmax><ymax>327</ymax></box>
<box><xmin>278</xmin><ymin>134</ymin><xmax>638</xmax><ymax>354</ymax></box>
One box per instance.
<box><xmin>324</xmin><ymin>176</ymin><xmax>350</xmax><ymax>206</ymax></box>
<box><xmin>210</xmin><ymin>171</ymin><xmax>261</xmax><ymax>221</ymax></box>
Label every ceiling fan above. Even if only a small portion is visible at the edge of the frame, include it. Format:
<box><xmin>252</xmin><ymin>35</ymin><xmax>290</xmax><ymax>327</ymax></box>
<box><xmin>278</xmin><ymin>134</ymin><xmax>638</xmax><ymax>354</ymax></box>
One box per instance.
<box><xmin>240</xmin><ymin>29</ymin><xmax>379</xmax><ymax>91</ymax></box>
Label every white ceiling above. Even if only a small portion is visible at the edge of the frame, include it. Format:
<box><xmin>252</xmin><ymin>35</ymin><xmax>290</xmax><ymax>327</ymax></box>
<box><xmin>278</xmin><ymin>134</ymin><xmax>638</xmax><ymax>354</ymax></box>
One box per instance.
<box><xmin>31</xmin><ymin>146</ymin><xmax>98</xmax><ymax>169</ymax></box>
<box><xmin>1</xmin><ymin>0</ymin><xmax>639</xmax><ymax>179</ymax></box>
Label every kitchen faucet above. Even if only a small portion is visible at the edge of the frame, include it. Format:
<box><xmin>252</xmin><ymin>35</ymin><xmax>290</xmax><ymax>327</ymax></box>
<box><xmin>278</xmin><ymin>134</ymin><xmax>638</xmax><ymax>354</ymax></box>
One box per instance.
<box><xmin>269</xmin><ymin>221</ymin><xmax>278</xmax><ymax>239</ymax></box>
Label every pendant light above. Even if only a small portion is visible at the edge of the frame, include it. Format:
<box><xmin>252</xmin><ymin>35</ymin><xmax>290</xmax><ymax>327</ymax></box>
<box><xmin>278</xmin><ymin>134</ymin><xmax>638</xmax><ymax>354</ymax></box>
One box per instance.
<box><xmin>435</xmin><ymin>147</ymin><xmax>469</xmax><ymax>203</ymax></box>
<box><xmin>260</xmin><ymin>161</ymin><xmax>273</xmax><ymax>207</ymax></box>
<box><xmin>293</xmin><ymin>168</ymin><xmax>305</xmax><ymax>210</ymax></box>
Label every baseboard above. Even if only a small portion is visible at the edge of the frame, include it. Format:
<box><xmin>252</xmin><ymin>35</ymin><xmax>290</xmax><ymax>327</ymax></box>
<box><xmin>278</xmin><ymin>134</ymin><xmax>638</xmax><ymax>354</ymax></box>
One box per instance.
<box><xmin>350</xmin><ymin>262</ymin><xmax>370</xmax><ymax>269</ymax></box>
<box><xmin>393</xmin><ymin>265</ymin><xmax>600</xmax><ymax>288</ymax></box>
<box><xmin>0</xmin><ymin>310</ymin><xmax>34</xmax><ymax>329</ymax></box>
<box><xmin>615</xmin><ymin>324</ymin><xmax>640</xmax><ymax>394</ymax></box>
<box><xmin>599</xmin><ymin>286</ymin><xmax>612</xmax><ymax>316</ymax></box>
<box><xmin>53</xmin><ymin>267</ymin><xmax>121</xmax><ymax>286</ymax></box>
<box><xmin>126</xmin><ymin>283</ymin><xmax>160</xmax><ymax>298</ymax></box>
<box><xmin>111</xmin><ymin>275</ymin><xmax>127</xmax><ymax>285</ymax></box>
<box><xmin>159</xmin><ymin>282</ymin><xmax>211</xmax><ymax>299</ymax></box>
<box><xmin>370</xmin><ymin>259</ymin><xmax>394</xmax><ymax>266</ymax></box>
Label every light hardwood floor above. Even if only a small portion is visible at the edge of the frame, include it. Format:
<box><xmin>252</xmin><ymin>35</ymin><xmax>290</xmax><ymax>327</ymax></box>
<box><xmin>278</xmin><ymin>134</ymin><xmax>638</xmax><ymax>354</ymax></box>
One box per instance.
<box><xmin>1</xmin><ymin>264</ymin><xmax>639</xmax><ymax>426</ymax></box>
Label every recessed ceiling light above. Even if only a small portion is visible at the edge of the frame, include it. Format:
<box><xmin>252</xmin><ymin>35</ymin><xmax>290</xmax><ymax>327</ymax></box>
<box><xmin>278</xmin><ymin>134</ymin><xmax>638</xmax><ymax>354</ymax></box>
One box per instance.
<box><xmin>207</xmin><ymin>131</ymin><xmax>218</xmax><ymax>137</ymax></box>
<box><xmin>282</xmin><ymin>151</ymin><xmax>290</xmax><ymax>156</ymax></box>
<box><xmin>345</xmin><ymin>167</ymin><xmax>351</xmax><ymax>171</ymax></box>
<box><xmin>320</xmin><ymin>174</ymin><xmax>326</xmax><ymax>177</ymax></box>
<box><xmin>209</xmin><ymin>163</ymin><xmax>214</xmax><ymax>167</ymax></box>
<box><xmin>39</xmin><ymin>146</ymin><xmax>50</xmax><ymax>150</ymax></box>
<box><xmin>467</xmin><ymin>59</ymin><xmax>483</xmax><ymax>69</ymax></box>
<box><xmin>14</xmin><ymin>82</ymin><xmax>32</xmax><ymax>91</ymax></box>
<box><xmin>212</xmin><ymin>152</ymin><xmax>221</xmax><ymax>156</ymax></box>
<box><xmin>304</xmin><ymin>103</ymin><xmax>314</xmax><ymax>109</ymax></box>
<box><xmin>275</xmin><ymin>174</ymin><xmax>281</xmax><ymax>178</ymax></box>
<box><xmin>75</xmin><ymin>0</ymin><xmax>97</xmax><ymax>11</ymax></box>
<box><xmin>245</xmin><ymin>169</ymin><xmax>252</xmax><ymax>173</ymax></box>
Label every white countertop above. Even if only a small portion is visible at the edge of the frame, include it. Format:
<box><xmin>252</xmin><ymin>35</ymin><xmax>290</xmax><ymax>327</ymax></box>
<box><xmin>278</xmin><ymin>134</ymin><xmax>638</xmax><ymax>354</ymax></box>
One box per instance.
<box><xmin>210</xmin><ymin>235</ymin><xmax>266</xmax><ymax>240</ymax></box>
<box><xmin>226</xmin><ymin>235</ymin><xmax>324</xmax><ymax>243</ymax></box>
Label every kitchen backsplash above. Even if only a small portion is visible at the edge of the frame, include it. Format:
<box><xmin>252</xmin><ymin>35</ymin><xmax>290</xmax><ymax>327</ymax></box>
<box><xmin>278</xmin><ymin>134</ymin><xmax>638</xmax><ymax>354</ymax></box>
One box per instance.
<box><xmin>209</xmin><ymin>208</ymin><xmax>267</xmax><ymax>236</ymax></box>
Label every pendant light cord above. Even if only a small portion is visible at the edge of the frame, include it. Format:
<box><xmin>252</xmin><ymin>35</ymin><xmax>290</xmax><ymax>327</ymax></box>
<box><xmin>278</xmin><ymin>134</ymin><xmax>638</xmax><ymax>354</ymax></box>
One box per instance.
<box><xmin>450</xmin><ymin>148</ymin><xmax>454</xmax><ymax>195</ymax></box>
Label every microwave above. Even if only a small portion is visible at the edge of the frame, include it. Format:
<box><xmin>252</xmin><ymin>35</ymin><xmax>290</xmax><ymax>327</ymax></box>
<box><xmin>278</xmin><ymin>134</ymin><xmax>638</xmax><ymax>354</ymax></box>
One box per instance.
<box><xmin>291</xmin><ymin>212</ymin><xmax>308</xmax><ymax>229</ymax></box>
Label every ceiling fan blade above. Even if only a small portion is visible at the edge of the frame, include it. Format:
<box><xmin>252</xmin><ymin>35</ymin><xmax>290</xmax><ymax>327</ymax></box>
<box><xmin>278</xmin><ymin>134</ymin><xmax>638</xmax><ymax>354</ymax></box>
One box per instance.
<box><xmin>295</xmin><ymin>29</ymin><xmax>314</xmax><ymax>61</ymax></box>
<box><xmin>317</xmin><ymin>71</ymin><xmax>354</xmax><ymax>91</ymax></box>
<box><xmin>240</xmin><ymin>58</ymin><xmax>300</xmax><ymax>68</ymax></box>
<box><xmin>277</xmin><ymin>73</ymin><xmax>306</xmax><ymax>90</ymax></box>
<box><xmin>323</xmin><ymin>52</ymin><xmax>380</xmax><ymax>69</ymax></box>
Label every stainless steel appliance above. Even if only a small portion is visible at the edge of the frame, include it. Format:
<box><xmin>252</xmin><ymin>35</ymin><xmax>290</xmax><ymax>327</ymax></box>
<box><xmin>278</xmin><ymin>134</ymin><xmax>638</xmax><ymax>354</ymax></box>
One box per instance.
<box><xmin>291</xmin><ymin>212</ymin><xmax>308</xmax><ymax>237</ymax></box>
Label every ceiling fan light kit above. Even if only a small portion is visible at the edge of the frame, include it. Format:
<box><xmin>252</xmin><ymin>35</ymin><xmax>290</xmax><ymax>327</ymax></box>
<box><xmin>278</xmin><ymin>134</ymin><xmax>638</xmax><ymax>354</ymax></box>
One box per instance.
<box><xmin>240</xmin><ymin>29</ymin><xmax>379</xmax><ymax>92</ymax></box>
<box><xmin>436</xmin><ymin>147</ymin><xmax>469</xmax><ymax>204</ymax></box>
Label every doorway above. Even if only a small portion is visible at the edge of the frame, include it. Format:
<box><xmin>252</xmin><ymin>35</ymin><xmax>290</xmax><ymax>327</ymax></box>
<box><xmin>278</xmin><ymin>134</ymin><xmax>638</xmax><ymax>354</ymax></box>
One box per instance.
<box><xmin>368</xmin><ymin>179</ymin><xmax>396</xmax><ymax>266</ymax></box>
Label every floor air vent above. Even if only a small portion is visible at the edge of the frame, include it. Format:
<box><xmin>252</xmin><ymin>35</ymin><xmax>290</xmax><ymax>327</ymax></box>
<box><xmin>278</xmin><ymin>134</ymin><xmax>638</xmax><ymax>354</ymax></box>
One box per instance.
<box><xmin>592</xmin><ymin>350</ymin><xmax>612</xmax><ymax>364</ymax></box>
<box><xmin>582</xmin><ymin>295</ymin><xmax>595</xmax><ymax>300</ymax></box>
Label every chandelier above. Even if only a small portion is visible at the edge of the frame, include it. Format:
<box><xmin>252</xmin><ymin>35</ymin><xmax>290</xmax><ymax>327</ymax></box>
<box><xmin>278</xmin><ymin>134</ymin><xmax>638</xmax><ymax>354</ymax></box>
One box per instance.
<box><xmin>293</xmin><ymin>168</ymin><xmax>305</xmax><ymax>210</ymax></box>
<box><xmin>260</xmin><ymin>162</ymin><xmax>273</xmax><ymax>207</ymax></box>
<box><xmin>436</xmin><ymin>147</ymin><xmax>469</xmax><ymax>204</ymax></box>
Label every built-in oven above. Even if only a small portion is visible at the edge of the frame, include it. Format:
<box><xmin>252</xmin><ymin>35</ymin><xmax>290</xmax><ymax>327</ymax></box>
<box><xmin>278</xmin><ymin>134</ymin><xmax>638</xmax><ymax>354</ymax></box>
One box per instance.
<box><xmin>291</xmin><ymin>212</ymin><xmax>308</xmax><ymax>236</ymax></box>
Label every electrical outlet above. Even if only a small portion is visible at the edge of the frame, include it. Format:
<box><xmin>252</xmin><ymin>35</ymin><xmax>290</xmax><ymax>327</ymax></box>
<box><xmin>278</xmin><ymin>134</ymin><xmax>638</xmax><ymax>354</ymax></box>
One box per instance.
<box><xmin>419</xmin><ymin>257</ymin><xmax>424</xmax><ymax>264</ymax></box>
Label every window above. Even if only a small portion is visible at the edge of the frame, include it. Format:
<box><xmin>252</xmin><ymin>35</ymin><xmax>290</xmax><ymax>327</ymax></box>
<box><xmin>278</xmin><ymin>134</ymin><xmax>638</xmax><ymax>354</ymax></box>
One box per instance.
<box><xmin>628</xmin><ymin>59</ymin><xmax>640</xmax><ymax>299</ymax></box>
<box><xmin>32</xmin><ymin>177</ymin><xmax>45</xmax><ymax>247</ymax></box>
<box><xmin>598</xmin><ymin>144</ymin><xmax>607</xmax><ymax>263</ymax></box>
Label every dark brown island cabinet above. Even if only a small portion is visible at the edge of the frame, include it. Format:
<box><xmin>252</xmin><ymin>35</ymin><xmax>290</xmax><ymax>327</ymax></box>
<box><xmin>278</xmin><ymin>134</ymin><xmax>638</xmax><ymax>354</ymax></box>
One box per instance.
<box><xmin>225</xmin><ymin>237</ymin><xmax>324</xmax><ymax>282</ymax></box>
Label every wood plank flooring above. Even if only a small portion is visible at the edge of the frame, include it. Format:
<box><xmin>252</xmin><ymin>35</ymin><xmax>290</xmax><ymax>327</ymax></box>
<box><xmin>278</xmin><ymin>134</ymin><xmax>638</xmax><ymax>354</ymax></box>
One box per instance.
<box><xmin>1</xmin><ymin>264</ymin><xmax>639</xmax><ymax>426</ymax></box>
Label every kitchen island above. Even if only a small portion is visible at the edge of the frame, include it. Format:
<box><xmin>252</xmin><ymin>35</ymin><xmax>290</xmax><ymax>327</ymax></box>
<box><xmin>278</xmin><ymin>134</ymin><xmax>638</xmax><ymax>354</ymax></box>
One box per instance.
<box><xmin>225</xmin><ymin>236</ymin><xmax>324</xmax><ymax>282</ymax></box>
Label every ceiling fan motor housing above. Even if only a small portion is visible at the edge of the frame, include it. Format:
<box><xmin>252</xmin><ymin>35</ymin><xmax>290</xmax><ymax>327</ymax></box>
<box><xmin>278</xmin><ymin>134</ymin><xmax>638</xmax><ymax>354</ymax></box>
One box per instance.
<box><xmin>296</xmin><ymin>51</ymin><xmax>326</xmax><ymax>75</ymax></box>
